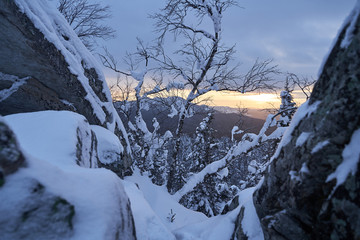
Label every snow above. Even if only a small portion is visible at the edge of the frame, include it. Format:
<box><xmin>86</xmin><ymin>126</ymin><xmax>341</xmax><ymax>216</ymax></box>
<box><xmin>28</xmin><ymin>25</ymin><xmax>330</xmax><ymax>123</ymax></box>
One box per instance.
<box><xmin>340</xmin><ymin>1</ymin><xmax>360</xmax><ymax>48</ymax></box>
<box><xmin>5</xmin><ymin>111</ymin><xmax>97</xmax><ymax>168</ymax></box>
<box><xmin>173</xmin><ymin>209</ymin><xmax>237</xmax><ymax>240</ymax></box>
<box><xmin>289</xmin><ymin>171</ymin><xmax>301</xmax><ymax>182</ymax></box>
<box><xmin>60</xmin><ymin>99</ymin><xmax>77</xmax><ymax>111</ymax></box>
<box><xmin>296</xmin><ymin>132</ymin><xmax>311</xmax><ymax>147</ymax></box>
<box><xmin>122</xmin><ymin>169</ymin><xmax>228</xmax><ymax>239</ymax></box>
<box><xmin>2</xmin><ymin>110</ymin><xmax>266</xmax><ymax>239</ymax></box>
<box><xmin>217</xmin><ymin>167</ymin><xmax>229</xmax><ymax>179</ymax></box>
<box><xmin>326</xmin><ymin>129</ymin><xmax>360</xmax><ymax>192</ymax></box>
<box><xmin>91</xmin><ymin>125</ymin><xmax>124</xmax><ymax>164</ymax></box>
<box><xmin>173</xmin><ymin>186</ymin><xmax>263</xmax><ymax>240</ymax></box>
<box><xmin>121</xmin><ymin>180</ymin><xmax>175</xmax><ymax>240</ymax></box>
<box><xmin>14</xmin><ymin>0</ymin><xmax>131</xmax><ymax>154</ymax></box>
<box><xmin>300</xmin><ymin>162</ymin><xmax>310</xmax><ymax>174</ymax></box>
<box><xmin>174</xmin><ymin>113</ymin><xmax>281</xmax><ymax>201</ymax></box>
<box><xmin>131</xmin><ymin>69</ymin><xmax>147</xmax><ymax>82</ymax></box>
<box><xmin>237</xmin><ymin>186</ymin><xmax>264</xmax><ymax>240</ymax></box>
<box><xmin>167</xmin><ymin>82</ymin><xmax>185</xmax><ymax>91</ymax></box>
<box><xmin>0</xmin><ymin>72</ymin><xmax>29</xmax><ymax>102</ymax></box>
<box><xmin>311</xmin><ymin>140</ymin><xmax>330</xmax><ymax>154</ymax></box>
<box><xmin>263</xmin><ymin>127</ymin><xmax>287</xmax><ymax>141</ymax></box>
<box><xmin>231</xmin><ymin>126</ymin><xmax>243</xmax><ymax>142</ymax></box>
<box><xmin>270</xmin><ymin>100</ymin><xmax>321</xmax><ymax>163</ymax></box>
<box><xmin>2</xmin><ymin>111</ymin><xmax>134</xmax><ymax>239</ymax></box>
<box><xmin>318</xmin><ymin>0</ymin><xmax>360</xmax><ymax>76</ymax></box>
<box><xmin>168</xmin><ymin>104</ymin><xmax>179</xmax><ymax>118</ymax></box>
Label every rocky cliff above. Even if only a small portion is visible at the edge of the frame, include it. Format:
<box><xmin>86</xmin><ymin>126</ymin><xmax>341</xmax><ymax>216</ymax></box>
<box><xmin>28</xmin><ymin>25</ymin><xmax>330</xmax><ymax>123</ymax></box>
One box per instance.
<box><xmin>0</xmin><ymin>0</ymin><xmax>132</xmax><ymax>171</ymax></box>
<box><xmin>245</xmin><ymin>3</ymin><xmax>360</xmax><ymax>240</ymax></box>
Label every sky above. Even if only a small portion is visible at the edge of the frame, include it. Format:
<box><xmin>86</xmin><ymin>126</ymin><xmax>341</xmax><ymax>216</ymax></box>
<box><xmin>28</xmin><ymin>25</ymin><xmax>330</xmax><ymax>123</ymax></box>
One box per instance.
<box><xmin>98</xmin><ymin>0</ymin><xmax>356</xmax><ymax>109</ymax></box>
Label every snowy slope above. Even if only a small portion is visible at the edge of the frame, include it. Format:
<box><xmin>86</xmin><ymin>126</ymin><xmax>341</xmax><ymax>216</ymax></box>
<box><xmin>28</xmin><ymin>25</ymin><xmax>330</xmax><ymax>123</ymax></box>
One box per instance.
<box><xmin>123</xmin><ymin>169</ymin><xmax>264</xmax><ymax>240</ymax></box>
<box><xmin>124</xmin><ymin>170</ymin><xmax>208</xmax><ymax>231</ymax></box>
<box><xmin>2</xmin><ymin>111</ymin><xmax>135</xmax><ymax>240</ymax></box>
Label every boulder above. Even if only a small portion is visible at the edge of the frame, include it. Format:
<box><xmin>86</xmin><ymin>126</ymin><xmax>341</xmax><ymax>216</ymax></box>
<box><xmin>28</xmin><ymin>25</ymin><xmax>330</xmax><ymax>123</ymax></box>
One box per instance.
<box><xmin>0</xmin><ymin>0</ymin><xmax>132</xmax><ymax>171</ymax></box>
<box><xmin>0</xmin><ymin>114</ymin><xmax>137</xmax><ymax>240</ymax></box>
<box><xmin>247</xmin><ymin>4</ymin><xmax>360</xmax><ymax>240</ymax></box>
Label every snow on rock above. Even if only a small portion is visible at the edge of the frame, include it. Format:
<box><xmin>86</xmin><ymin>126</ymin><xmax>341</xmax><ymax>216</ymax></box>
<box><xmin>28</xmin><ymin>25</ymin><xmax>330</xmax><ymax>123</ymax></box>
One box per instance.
<box><xmin>295</xmin><ymin>132</ymin><xmax>311</xmax><ymax>147</ymax></box>
<box><xmin>326</xmin><ymin>129</ymin><xmax>360</xmax><ymax>192</ymax></box>
<box><xmin>236</xmin><ymin>186</ymin><xmax>264</xmax><ymax>240</ymax></box>
<box><xmin>1</xmin><ymin>112</ymin><xmax>136</xmax><ymax>240</ymax></box>
<box><xmin>269</xmin><ymin>100</ymin><xmax>320</xmax><ymax>163</ymax></box>
<box><xmin>340</xmin><ymin>0</ymin><xmax>360</xmax><ymax>48</ymax></box>
<box><xmin>14</xmin><ymin>0</ymin><xmax>109</xmax><ymax>122</ymax></box>
<box><xmin>318</xmin><ymin>0</ymin><xmax>360</xmax><ymax>76</ymax></box>
<box><xmin>11</xmin><ymin>0</ymin><xmax>130</xmax><ymax>155</ymax></box>
<box><xmin>0</xmin><ymin>72</ymin><xmax>29</xmax><ymax>102</ymax></box>
<box><xmin>5</xmin><ymin>111</ymin><xmax>98</xmax><ymax>168</ymax></box>
<box><xmin>91</xmin><ymin>125</ymin><xmax>123</xmax><ymax>165</ymax></box>
<box><xmin>311</xmin><ymin>140</ymin><xmax>330</xmax><ymax>154</ymax></box>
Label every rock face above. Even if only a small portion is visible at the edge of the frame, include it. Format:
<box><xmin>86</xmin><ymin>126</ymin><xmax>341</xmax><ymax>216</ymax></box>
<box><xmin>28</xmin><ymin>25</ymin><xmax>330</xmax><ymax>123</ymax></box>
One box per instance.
<box><xmin>0</xmin><ymin>0</ymin><xmax>132</xmax><ymax>171</ymax></box>
<box><xmin>0</xmin><ymin>118</ymin><xmax>25</xmax><ymax>180</ymax></box>
<box><xmin>250</xmin><ymin>5</ymin><xmax>360</xmax><ymax>240</ymax></box>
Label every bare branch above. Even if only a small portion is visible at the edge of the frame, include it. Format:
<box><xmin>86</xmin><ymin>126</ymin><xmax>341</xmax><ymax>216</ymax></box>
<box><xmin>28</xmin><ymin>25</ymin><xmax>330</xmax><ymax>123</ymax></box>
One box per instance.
<box><xmin>58</xmin><ymin>0</ymin><xmax>115</xmax><ymax>49</ymax></box>
<box><xmin>287</xmin><ymin>73</ymin><xmax>317</xmax><ymax>100</ymax></box>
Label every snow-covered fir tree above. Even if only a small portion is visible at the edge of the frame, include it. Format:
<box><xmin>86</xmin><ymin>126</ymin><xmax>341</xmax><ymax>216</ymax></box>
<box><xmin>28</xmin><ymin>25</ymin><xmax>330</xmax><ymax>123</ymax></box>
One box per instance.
<box><xmin>187</xmin><ymin>113</ymin><xmax>216</xmax><ymax>173</ymax></box>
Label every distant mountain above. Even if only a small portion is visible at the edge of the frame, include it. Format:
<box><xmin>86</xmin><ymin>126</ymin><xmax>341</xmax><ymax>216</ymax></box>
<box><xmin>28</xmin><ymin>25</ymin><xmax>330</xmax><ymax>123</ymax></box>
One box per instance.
<box><xmin>114</xmin><ymin>99</ymin><xmax>269</xmax><ymax>138</ymax></box>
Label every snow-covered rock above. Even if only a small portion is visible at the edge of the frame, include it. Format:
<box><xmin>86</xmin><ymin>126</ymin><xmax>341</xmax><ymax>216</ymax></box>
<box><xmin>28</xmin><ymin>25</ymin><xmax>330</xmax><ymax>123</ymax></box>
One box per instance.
<box><xmin>0</xmin><ymin>112</ymin><xmax>136</xmax><ymax>240</ymax></box>
<box><xmin>252</xmin><ymin>2</ymin><xmax>360</xmax><ymax>239</ymax></box>
<box><xmin>0</xmin><ymin>0</ymin><xmax>131</xmax><ymax>170</ymax></box>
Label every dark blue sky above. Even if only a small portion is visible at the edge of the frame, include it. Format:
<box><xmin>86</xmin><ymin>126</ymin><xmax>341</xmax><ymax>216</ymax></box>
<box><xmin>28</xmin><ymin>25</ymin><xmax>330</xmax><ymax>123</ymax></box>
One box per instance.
<box><xmin>99</xmin><ymin>0</ymin><xmax>356</xmax><ymax>82</ymax></box>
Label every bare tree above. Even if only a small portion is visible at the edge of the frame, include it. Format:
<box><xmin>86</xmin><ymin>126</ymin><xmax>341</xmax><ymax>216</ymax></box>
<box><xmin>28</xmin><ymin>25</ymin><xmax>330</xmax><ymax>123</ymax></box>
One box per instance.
<box><xmin>150</xmin><ymin>0</ymin><xmax>280</xmax><ymax>193</ymax></box>
<box><xmin>58</xmin><ymin>0</ymin><xmax>115</xmax><ymax>49</ymax></box>
<box><xmin>100</xmin><ymin>0</ymin><xmax>280</xmax><ymax>193</ymax></box>
<box><xmin>286</xmin><ymin>73</ymin><xmax>317</xmax><ymax>100</ymax></box>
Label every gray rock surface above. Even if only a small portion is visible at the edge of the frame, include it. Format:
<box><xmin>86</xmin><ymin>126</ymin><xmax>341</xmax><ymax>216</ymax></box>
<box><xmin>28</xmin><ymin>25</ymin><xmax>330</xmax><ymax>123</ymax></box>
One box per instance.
<box><xmin>0</xmin><ymin>118</ymin><xmax>25</xmax><ymax>186</ymax></box>
<box><xmin>247</xmin><ymin>6</ymin><xmax>360</xmax><ymax>240</ymax></box>
<box><xmin>0</xmin><ymin>0</ymin><xmax>132</xmax><ymax>173</ymax></box>
<box><xmin>0</xmin><ymin>1</ymin><xmax>96</xmax><ymax>122</ymax></box>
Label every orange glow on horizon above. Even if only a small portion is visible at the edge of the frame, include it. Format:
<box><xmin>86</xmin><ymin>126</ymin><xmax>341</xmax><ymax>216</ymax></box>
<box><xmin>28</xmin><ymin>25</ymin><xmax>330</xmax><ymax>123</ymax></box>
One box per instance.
<box><xmin>198</xmin><ymin>91</ymin><xmax>307</xmax><ymax>109</ymax></box>
<box><xmin>107</xmin><ymin>76</ymin><xmax>308</xmax><ymax>110</ymax></box>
